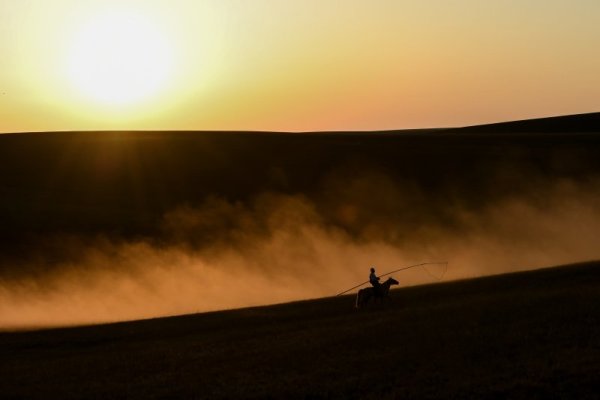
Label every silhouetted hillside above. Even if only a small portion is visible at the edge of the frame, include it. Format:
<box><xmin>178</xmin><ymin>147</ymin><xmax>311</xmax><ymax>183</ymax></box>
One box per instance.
<box><xmin>1</xmin><ymin>261</ymin><xmax>598</xmax><ymax>399</ymax></box>
<box><xmin>0</xmin><ymin>113</ymin><xmax>599</xmax><ymax>265</ymax></box>
<box><xmin>453</xmin><ymin>112</ymin><xmax>600</xmax><ymax>134</ymax></box>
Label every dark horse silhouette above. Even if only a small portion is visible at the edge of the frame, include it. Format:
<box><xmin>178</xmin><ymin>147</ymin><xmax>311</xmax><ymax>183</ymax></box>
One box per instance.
<box><xmin>355</xmin><ymin>277</ymin><xmax>399</xmax><ymax>308</ymax></box>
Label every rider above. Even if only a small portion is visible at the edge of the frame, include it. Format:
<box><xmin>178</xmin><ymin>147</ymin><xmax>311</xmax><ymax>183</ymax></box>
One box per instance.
<box><xmin>369</xmin><ymin>267</ymin><xmax>382</xmax><ymax>296</ymax></box>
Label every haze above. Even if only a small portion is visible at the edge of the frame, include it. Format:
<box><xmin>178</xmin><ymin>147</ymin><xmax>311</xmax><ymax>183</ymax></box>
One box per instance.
<box><xmin>1</xmin><ymin>127</ymin><xmax>600</xmax><ymax>328</ymax></box>
<box><xmin>2</xmin><ymin>176</ymin><xmax>600</xmax><ymax>329</ymax></box>
<box><xmin>1</xmin><ymin>0</ymin><xmax>599</xmax><ymax>133</ymax></box>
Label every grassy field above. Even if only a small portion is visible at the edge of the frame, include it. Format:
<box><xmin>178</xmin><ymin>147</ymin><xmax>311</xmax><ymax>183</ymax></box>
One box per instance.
<box><xmin>1</xmin><ymin>261</ymin><xmax>598</xmax><ymax>399</ymax></box>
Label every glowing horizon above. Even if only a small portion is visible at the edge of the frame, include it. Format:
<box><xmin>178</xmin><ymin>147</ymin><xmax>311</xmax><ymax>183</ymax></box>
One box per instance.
<box><xmin>0</xmin><ymin>0</ymin><xmax>598</xmax><ymax>133</ymax></box>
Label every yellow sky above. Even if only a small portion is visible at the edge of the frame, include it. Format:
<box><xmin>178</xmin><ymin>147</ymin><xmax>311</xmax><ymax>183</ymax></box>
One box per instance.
<box><xmin>1</xmin><ymin>0</ymin><xmax>599</xmax><ymax>133</ymax></box>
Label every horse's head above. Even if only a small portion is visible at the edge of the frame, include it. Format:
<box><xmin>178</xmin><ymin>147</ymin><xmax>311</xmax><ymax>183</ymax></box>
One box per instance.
<box><xmin>387</xmin><ymin>277</ymin><xmax>399</xmax><ymax>286</ymax></box>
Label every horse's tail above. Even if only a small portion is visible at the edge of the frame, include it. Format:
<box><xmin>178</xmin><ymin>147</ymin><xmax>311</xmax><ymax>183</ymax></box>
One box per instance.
<box><xmin>355</xmin><ymin>289</ymin><xmax>363</xmax><ymax>308</ymax></box>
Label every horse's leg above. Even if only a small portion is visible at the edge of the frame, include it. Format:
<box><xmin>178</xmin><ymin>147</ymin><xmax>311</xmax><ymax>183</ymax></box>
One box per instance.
<box><xmin>356</xmin><ymin>289</ymin><xmax>368</xmax><ymax>308</ymax></box>
<box><xmin>367</xmin><ymin>289</ymin><xmax>374</xmax><ymax>306</ymax></box>
<box><xmin>355</xmin><ymin>291</ymin><xmax>362</xmax><ymax>308</ymax></box>
<box><xmin>375</xmin><ymin>287</ymin><xmax>387</xmax><ymax>306</ymax></box>
<box><xmin>382</xmin><ymin>288</ymin><xmax>394</xmax><ymax>307</ymax></box>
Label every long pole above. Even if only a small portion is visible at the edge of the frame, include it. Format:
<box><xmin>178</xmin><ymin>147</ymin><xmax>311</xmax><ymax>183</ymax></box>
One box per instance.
<box><xmin>335</xmin><ymin>262</ymin><xmax>448</xmax><ymax>297</ymax></box>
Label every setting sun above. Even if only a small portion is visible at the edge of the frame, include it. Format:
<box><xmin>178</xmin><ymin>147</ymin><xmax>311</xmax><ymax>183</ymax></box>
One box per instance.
<box><xmin>1</xmin><ymin>0</ymin><xmax>597</xmax><ymax>132</ymax></box>
<box><xmin>66</xmin><ymin>9</ymin><xmax>175</xmax><ymax>107</ymax></box>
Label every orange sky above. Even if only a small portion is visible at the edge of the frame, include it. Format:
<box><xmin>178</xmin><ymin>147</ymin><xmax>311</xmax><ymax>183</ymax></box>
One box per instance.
<box><xmin>1</xmin><ymin>0</ymin><xmax>599</xmax><ymax>133</ymax></box>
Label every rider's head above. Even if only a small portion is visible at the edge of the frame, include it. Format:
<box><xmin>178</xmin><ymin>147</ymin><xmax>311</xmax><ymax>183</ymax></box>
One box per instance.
<box><xmin>370</xmin><ymin>267</ymin><xmax>375</xmax><ymax>273</ymax></box>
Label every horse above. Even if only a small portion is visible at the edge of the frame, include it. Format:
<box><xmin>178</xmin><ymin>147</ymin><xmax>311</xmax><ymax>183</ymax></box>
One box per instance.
<box><xmin>355</xmin><ymin>277</ymin><xmax>399</xmax><ymax>308</ymax></box>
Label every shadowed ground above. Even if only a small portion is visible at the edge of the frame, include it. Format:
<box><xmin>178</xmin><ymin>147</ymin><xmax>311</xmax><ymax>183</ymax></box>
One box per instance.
<box><xmin>1</xmin><ymin>113</ymin><xmax>599</xmax><ymax>267</ymax></box>
<box><xmin>1</xmin><ymin>261</ymin><xmax>598</xmax><ymax>399</ymax></box>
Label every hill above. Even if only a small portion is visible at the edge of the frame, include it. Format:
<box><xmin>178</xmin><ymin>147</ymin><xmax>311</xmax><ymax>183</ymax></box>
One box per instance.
<box><xmin>1</xmin><ymin>261</ymin><xmax>598</xmax><ymax>399</ymax></box>
<box><xmin>0</xmin><ymin>112</ymin><xmax>599</xmax><ymax>267</ymax></box>
<box><xmin>454</xmin><ymin>112</ymin><xmax>600</xmax><ymax>134</ymax></box>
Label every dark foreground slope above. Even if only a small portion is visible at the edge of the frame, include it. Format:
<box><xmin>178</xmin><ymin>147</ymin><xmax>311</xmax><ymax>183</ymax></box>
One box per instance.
<box><xmin>1</xmin><ymin>262</ymin><xmax>598</xmax><ymax>399</ymax></box>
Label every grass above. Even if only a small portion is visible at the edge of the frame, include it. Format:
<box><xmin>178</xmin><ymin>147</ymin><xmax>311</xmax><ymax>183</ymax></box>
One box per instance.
<box><xmin>1</xmin><ymin>261</ymin><xmax>598</xmax><ymax>399</ymax></box>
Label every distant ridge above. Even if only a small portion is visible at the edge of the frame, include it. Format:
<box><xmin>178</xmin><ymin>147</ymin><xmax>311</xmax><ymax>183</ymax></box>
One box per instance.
<box><xmin>454</xmin><ymin>112</ymin><xmax>600</xmax><ymax>133</ymax></box>
<box><xmin>1</xmin><ymin>111</ymin><xmax>600</xmax><ymax>254</ymax></box>
<box><xmin>1</xmin><ymin>112</ymin><xmax>599</xmax><ymax>136</ymax></box>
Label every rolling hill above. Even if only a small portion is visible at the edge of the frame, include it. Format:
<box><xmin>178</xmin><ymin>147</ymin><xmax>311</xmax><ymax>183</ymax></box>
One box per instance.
<box><xmin>1</xmin><ymin>261</ymin><xmax>598</xmax><ymax>399</ymax></box>
<box><xmin>0</xmin><ymin>112</ymin><xmax>599</xmax><ymax>267</ymax></box>
<box><xmin>455</xmin><ymin>112</ymin><xmax>600</xmax><ymax>134</ymax></box>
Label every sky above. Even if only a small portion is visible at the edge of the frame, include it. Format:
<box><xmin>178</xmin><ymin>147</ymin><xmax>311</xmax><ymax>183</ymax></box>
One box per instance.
<box><xmin>0</xmin><ymin>0</ymin><xmax>598</xmax><ymax>133</ymax></box>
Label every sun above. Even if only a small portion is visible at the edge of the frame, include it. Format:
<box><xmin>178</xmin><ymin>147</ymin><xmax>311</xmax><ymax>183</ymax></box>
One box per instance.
<box><xmin>66</xmin><ymin>10</ymin><xmax>174</xmax><ymax>107</ymax></box>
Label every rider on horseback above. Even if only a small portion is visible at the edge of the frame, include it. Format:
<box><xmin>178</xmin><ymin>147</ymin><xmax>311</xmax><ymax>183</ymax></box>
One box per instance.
<box><xmin>369</xmin><ymin>267</ymin><xmax>382</xmax><ymax>296</ymax></box>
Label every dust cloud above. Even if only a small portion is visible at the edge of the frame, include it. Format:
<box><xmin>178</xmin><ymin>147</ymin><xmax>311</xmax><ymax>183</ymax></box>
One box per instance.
<box><xmin>1</xmin><ymin>173</ymin><xmax>600</xmax><ymax>329</ymax></box>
